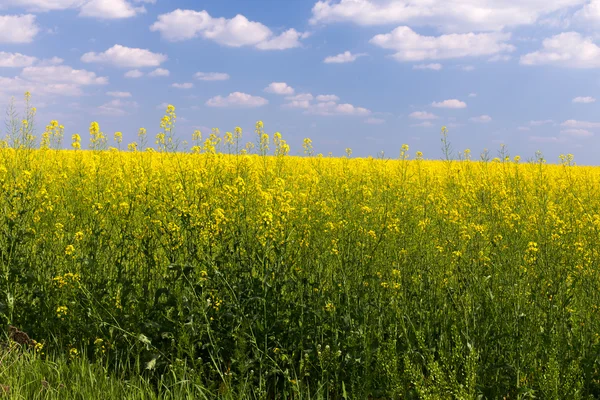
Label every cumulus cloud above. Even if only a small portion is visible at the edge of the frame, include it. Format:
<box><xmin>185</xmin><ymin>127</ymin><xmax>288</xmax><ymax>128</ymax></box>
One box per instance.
<box><xmin>561</xmin><ymin>119</ymin><xmax>600</xmax><ymax>128</ymax></box>
<box><xmin>79</xmin><ymin>0</ymin><xmax>146</xmax><ymax>19</ymax></box>
<box><xmin>309</xmin><ymin>0</ymin><xmax>587</xmax><ymax>32</ymax></box>
<box><xmin>286</xmin><ymin>93</ymin><xmax>314</xmax><ymax>102</ymax></box>
<box><xmin>9</xmin><ymin>0</ymin><xmax>150</xmax><ymax>19</ymax></box>
<box><xmin>194</xmin><ymin>72</ymin><xmax>230</xmax><ymax>81</ymax></box>
<box><xmin>264</xmin><ymin>82</ymin><xmax>295</xmax><ymax>95</ymax></box>
<box><xmin>21</xmin><ymin>65</ymin><xmax>108</xmax><ymax>85</ymax></box>
<box><xmin>281</xmin><ymin>92</ymin><xmax>369</xmax><ymax>116</ymax></box>
<box><xmin>308</xmin><ymin>101</ymin><xmax>370</xmax><ymax>116</ymax></box>
<box><xmin>573</xmin><ymin>96</ymin><xmax>596</xmax><ymax>103</ymax></box>
<box><xmin>0</xmin><ymin>76</ymin><xmax>80</xmax><ymax>97</ymax></box>
<box><xmin>171</xmin><ymin>82</ymin><xmax>194</xmax><ymax>89</ymax></box>
<box><xmin>561</xmin><ymin>128</ymin><xmax>594</xmax><ymax>137</ymax></box>
<box><xmin>323</xmin><ymin>51</ymin><xmax>366</xmax><ymax>63</ymax></box>
<box><xmin>316</xmin><ymin>94</ymin><xmax>340</xmax><ymax>102</ymax></box>
<box><xmin>206</xmin><ymin>92</ymin><xmax>268</xmax><ymax>108</ymax></box>
<box><xmin>0</xmin><ymin>14</ymin><xmax>39</xmax><ymax>43</ymax></box>
<box><xmin>370</xmin><ymin>26</ymin><xmax>514</xmax><ymax>62</ymax></box>
<box><xmin>413</xmin><ymin>63</ymin><xmax>442</xmax><ymax>70</ymax></box>
<box><xmin>124</xmin><ymin>69</ymin><xmax>143</xmax><ymax>78</ymax></box>
<box><xmin>0</xmin><ymin>52</ymin><xmax>37</xmax><ymax>67</ymax></box>
<box><xmin>432</xmin><ymin>99</ymin><xmax>467</xmax><ymax>108</ymax></box>
<box><xmin>574</xmin><ymin>0</ymin><xmax>600</xmax><ymax>23</ymax></box>
<box><xmin>0</xmin><ymin>62</ymin><xmax>107</xmax><ymax>98</ymax></box>
<box><xmin>283</xmin><ymin>99</ymin><xmax>311</xmax><ymax>109</ymax></box>
<box><xmin>148</xmin><ymin>68</ymin><xmax>169</xmax><ymax>77</ymax></box>
<box><xmin>409</xmin><ymin>111</ymin><xmax>438</xmax><ymax>120</ymax></box>
<box><xmin>150</xmin><ymin>9</ymin><xmax>305</xmax><ymax>50</ymax></box>
<box><xmin>256</xmin><ymin>29</ymin><xmax>307</xmax><ymax>50</ymax></box>
<box><xmin>81</xmin><ymin>44</ymin><xmax>167</xmax><ymax>68</ymax></box>
<box><xmin>520</xmin><ymin>32</ymin><xmax>600</xmax><ymax>68</ymax></box>
<box><xmin>411</xmin><ymin>121</ymin><xmax>434</xmax><ymax>128</ymax></box>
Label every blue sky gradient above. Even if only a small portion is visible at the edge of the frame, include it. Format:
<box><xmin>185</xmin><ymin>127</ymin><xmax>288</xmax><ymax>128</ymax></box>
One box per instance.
<box><xmin>1</xmin><ymin>0</ymin><xmax>600</xmax><ymax>162</ymax></box>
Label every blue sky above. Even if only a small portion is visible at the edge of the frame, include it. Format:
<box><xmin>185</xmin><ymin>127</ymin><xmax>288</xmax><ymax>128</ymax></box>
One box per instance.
<box><xmin>1</xmin><ymin>0</ymin><xmax>600</xmax><ymax>163</ymax></box>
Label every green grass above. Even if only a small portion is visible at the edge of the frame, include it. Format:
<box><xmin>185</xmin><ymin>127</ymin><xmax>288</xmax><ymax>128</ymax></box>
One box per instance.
<box><xmin>0</xmin><ymin>345</ymin><xmax>208</xmax><ymax>399</ymax></box>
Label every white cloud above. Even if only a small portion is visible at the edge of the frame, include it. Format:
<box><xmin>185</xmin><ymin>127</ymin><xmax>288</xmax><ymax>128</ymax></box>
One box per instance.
<box><xmin>561</xmin><ymin>119</ymin><xmax>600</xmax><ymax>128</ymax></box>
<box><xmin>107</xmin><ymin>91</ymin><xmax>131</xmax><ymax>98</ymax></box>
<box><xmin>97</xmin><ymin>98</ymin><xmax>139</xmax><ymax>116</ymax></box>
<box><xmin>79</xmin><ymin>0</ymin><xmax>146</xmax><ymax>19</ymax></box>
<box><xmin>308</xmin><ymin>101</ymin><xmax>370</xmax><ymax>116</ymax></box>
<box><xmin>7</xmin><ymin>0</ymin><xmax>87</xmax><ymax>12</ymax></box>
<box><xmin>281</xmin><ymin>93</ymin><xmax>376</xmax><ymax>117</ymax></box>
<box><xmin>171</xmin><ymin>82</ymin><xmax>194</xmax><ymax>89</ymax></box>
<box><xmin>470</xmin><ymin>115</ymin><xmax>492</xmax><ymax>123</ymax></box>
<box><xmin>413</xmin><ymin>63</ymin><xmax>442</xmax><ymax>70</ymax></box>
<box><xmin>411</xmin><ymin>121</ymin><xmax>434</xmax><ymax>128</ymax></box>
<box><xmin>573</xmin><ymin>96</ymin><xmax>596</xmax><ymax>103</ymax></box>
<box><xmin>0</xmin><ymin>52</ymin><xmax>37</xmax><ymax>67</ymax></box>
<box><xmin>370</xmin><ymin>26</ymin><xmax>514</xmax><ymax>62</ymax></box>
<box><xmin>518</xmin><ymin>126</ymin><xmax>531</xmax><ymax>131</ymax></box>
<box><xmin>432</xmin><ymin>99</ymin><xmax>467</xmax><ymax>108</ymax></box>
<box><xmin>21</xmin><ymin>65</ymin><xmax>108</xmax><ymax>85</ymax></box>
<box><xmin>264</xmin><ymin>82</ymin><xmax>294</xmax><ymax>95</ymax></box>
<box><xmin>281</xmin><ymin>93</ymin><xmax>370</xmax><ymax>116</ymax></box>
<box><xmin>468</xmin><ymin>92</ymin><xmax>477</xmax><ymax>97</ymax></box>
<box><xmin>0</xmin><ymin>62</ymin><xmax>106</xmax><ymax>97</ymax></box>
<box><xmin>0</xmin><ymin>76</ymin><xmax>83</xmax><ymax>97</ymax></box>
<box><xmin>255</xmin><ymin>29</ymin><xmax>305</xmax><ymax>50</ymax></box>
<box><xmin>0</xmin><ymin>14</ymin><xmax>39</xmax><ymax>43</ymax></box>
<box><xmin>409</xmin><ymin>111</ymin><xmax>438</xmax><ymax>120</ymax></box>
<box><xmin>206</xmin><ymin>92</ymin><xmax>268</xmax><ymax>108</ymax></box>
<box><xmin>323</xmin><ymin>51</ymin><xmax>366</xmax><ymax>63</ymax></box>
<box><xmin>148</xmin><ymin>68</ymin><xmax>169</xmax><ymax>77</ymax></box>
<box><xmin>124</xmin><ymin>69</ymin><xmax>143</xmax><ymax>78</ymax></box>
<box><xmin>365</xmin><ymin>117</ymin><xmax>385</xmax><ymax>124</ymax></box>
<box><xmin>10</xmin><ymin>0</ymin><xmax>149</xmax><ymax>19</ymax></box>
<box><xmin>310</xmin><ymin>0</ymin><xmax>586</xmax><ymax>32</ymax></box>
<box><xmin>521</xmin><ymin>32</ymin><xmax>600</xmax><ymax>68</ymax></box>
<box><xmin>283</xmin><ymin>100</ymin><xmax>311</xmax><ymax>109</ymax></box>
<box><xmin>574</xmin><ymin>0</ymin><xmax>600</xmax><ymax>23</ymax></box>
<box><xmin>150</xmin><ymin>9</ymin><xmax>305</xmax><ymax>50</ymax></box>
<box><xmin>461</xmin><ymin>65</ymin><xmax>475</xmax><ymax>71</ymax></box>
<box><xmin>561</xmin><ymin>128</ymin><xmax>594</xmax><ymax>137</ymax></box>
<box><xmin>81</xmin><ymin>44</ymin><xmax>167</xmax><ymax>68</ymax></box>
<box><xmin>286</xmin><ymin>93</ymin><xmax>314</xmax><ymax>102</ymax></box>
<box><xmin>316</xmin><ymin>94</ymin><xmax>340</xmax><ymax>102</ymax></box>
<box><xmin>194</xmin><ymin>72</ymin><xmax>230</xmax><ymax>81</ymax></box>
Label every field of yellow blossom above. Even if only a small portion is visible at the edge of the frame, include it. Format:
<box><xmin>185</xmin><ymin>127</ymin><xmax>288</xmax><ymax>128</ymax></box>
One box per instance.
<box><xmin>2</xmin><ymin>95</ymin><xmax>600</xmax><ymax>398</ymax></box>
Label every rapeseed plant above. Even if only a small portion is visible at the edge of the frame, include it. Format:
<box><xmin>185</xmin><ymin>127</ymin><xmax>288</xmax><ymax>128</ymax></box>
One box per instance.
<box><xmin>1</xmin><ymin>92</ymin><xmax>600</xmax><ymax>398</ymax></box>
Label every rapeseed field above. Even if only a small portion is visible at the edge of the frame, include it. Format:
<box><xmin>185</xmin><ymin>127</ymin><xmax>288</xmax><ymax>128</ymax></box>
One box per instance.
<box><xmin>2</xmin><ymin>94</ymin><xmax>600</xmax><ymax>398</ymax></box>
